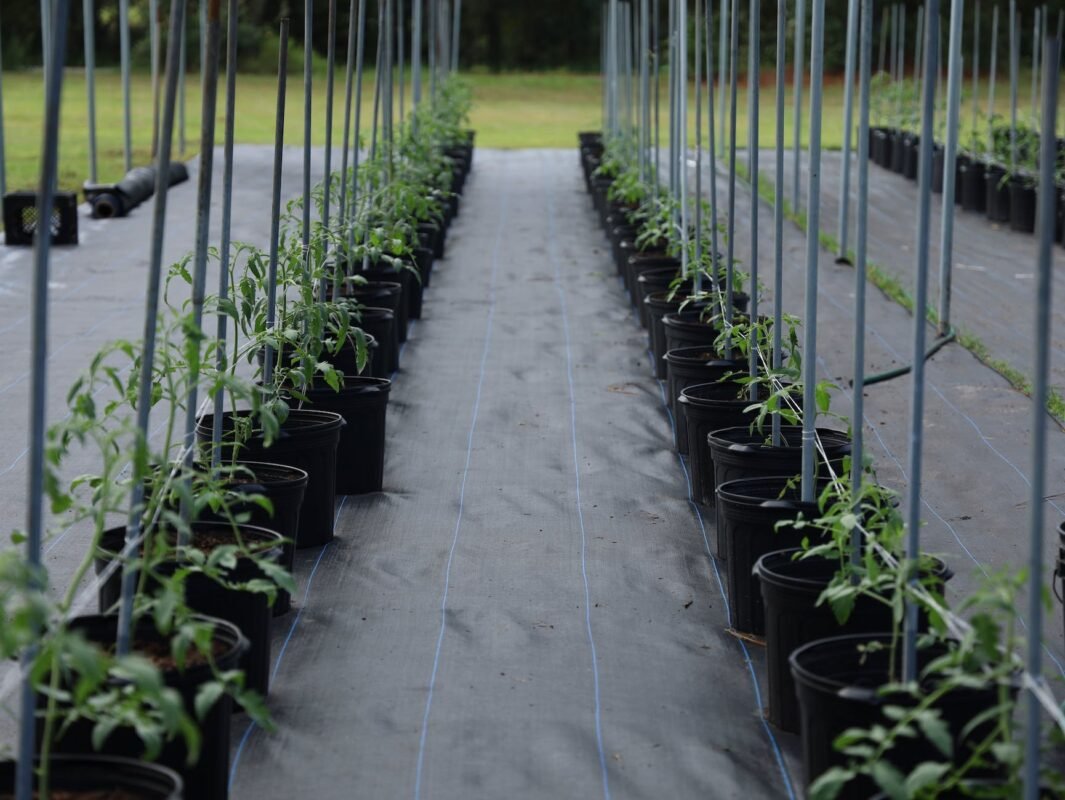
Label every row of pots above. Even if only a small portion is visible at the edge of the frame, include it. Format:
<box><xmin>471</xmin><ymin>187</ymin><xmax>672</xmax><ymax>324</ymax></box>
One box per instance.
<box><xmin>19</xmin><ymin>135</ymin><xmax>476</xmax><ymax>799</ymax></box>
<box><xmin>581</xmin><ymin>132</ymin><xmax>1009</xmax><ymax>798</ymax></box>
<box><xmin>869</xmin><ymin>126</ymin><xmax>1065</xmax><ymax>242</ymax></box>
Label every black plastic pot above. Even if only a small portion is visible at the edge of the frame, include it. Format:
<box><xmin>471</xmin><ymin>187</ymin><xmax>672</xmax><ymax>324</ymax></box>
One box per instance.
<box><xmin>0</xmin><ymin>756</ymin><xmax>183</xmax><ymax>798</ymax></box>
<box><xmin>791</xmin><ymin>633</ymin><xmax>1005</xmax><ymax>797</ymax></box>
<box><xmin>220</xmin><ymin>460</ymin><xmax>308</xmax><ymax>616</ymax></box>
<box><xmin>960</xmin><ymin>158</ymin><xmax>987</xmax><ymax>212</ymax></box>
<box><xmin>197</xmin><ymin>410</ymin><xmax>345</xmax><ymax>548</ymax></box>
<box><xmin>418</xmin><ymin>221</ymin><xmax>445</xmax><ymax>261</ymax></box>
<box><xmin>870</xmin><ymin>127</ymin><xmax>890</xmax><ymax>167</ymax></box>
<box><xmin>314</xmin><ymin>331</ymin><xmax>378</xmax><ymax>380</ymax></box>
<box><xmin>355</xmin><ymin>306</ymin><xmax>398</xmax><ymax>377</ymax></box>
<box><xmin>645</xmin><ymin>295</ymin><xmax>708</xmax><ymax>379</ymax></box>
<box><xmin>412</xmin><ymin>245</ymin><xmax>434</xmax><ymax>289</ymax></box>
<box><xmin>355</xmin><ymin>267</ymin><xmax>416</xmax><ymax>340</ymax></box>
<box><xmin>985</xmin><ymin>162</ymin><xmax>1011</xmax><ymax>223</ymax></box>
<box><xmin>299</xmin><ymin>377</ymin><xmax>391</xmax><ymax>494</ymax></box>
<box><xmin>635</xmin><ymin>267</ymin><xmax>687</xmax><ymax>327</ymax></box>
<box><xmin>903</xmin><ymin>134</ymin><xmax>920</xmax><ymax>180</ymax></box>
<box><xmin>757</xmin><ymin>548</ymin><xmax>952</xmax><ymax>733</ymax></box>
<box><xmin>889</xmin><ymin>130</ymin><xmax>906</xmax><ymax>173</ymax></box>
<box><xmin>664</xmin><ymin>348</ymin><xmax>742</xmax><ymax>454</ymax></box>
<box><xmin>715</xmin><ymin>477</ymin><xmax>826</xmax><ymax>635</ymax></box>
<box><xmin>1008</xmin><ymin>175</ymin><xmax>1037</xmax><ymax>233</ymax></box>
<box><xmin>661</xmin><ymin>302</ymin><xmax>750</xmax><ymax>370</ymax></box>
<box><xmin>95</xmin><ymin>522</ymin><xmax>282</xmax><ymax>696</ymax></box>
<box><xmin>624</xmin><ymin>249</ymin><xmax>677</xmax><ymax>294</ymax></box>
<box><xmin>678</xmin><ymin>382</ymin><xmax>767</xmax><ymax>508</ymax></box>
<box><xmin>708</xmin><ymin>425</ymin><xmax>851</xmax><ymax>515</ymax></box>
<box><xmin>50</xmin><ymin>614</ymin><xmax>246</xmax><ymax>800</ymax></box>
<box><xmin>931</xmin><ymin>143</ymin><xmax>944</xmax><ymax>192</ymax></box>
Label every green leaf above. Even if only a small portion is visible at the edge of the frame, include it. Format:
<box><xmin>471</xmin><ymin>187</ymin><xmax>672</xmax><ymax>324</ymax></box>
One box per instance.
<box><xmin>194</xmin><ymin>681</ymin><xmax>226</xmax><ymax>721</ymax></box>
<box><xmin>808</xmin><ymin>767</ymin><xmax>854</xmax><ymax>800</ymax></box>
<box><xmin>871</xmin><ymin>761</ymin><xmax>907</xmax><ymax>800</ymax></box>
<box><xmin>904</xmin><ymin>762</ymin><xmax>950</xmax><ymax>796</ymax></box>
<box><xmin>915</xmin><ymin>710</ymin><xmax>953</xmax><ymax>758</ymax></box>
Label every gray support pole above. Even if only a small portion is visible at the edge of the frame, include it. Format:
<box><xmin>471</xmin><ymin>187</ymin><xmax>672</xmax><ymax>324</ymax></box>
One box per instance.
<box><xmin>398</xmin><ymin>0</ymin><xmax>405</xmax><ymax>122</ymax></box>
<box><xmin>792</xmin><ymin>0</ymin><xmax>806</xmax><ymax>208</ymax></box>
<box><xmin>1009</xmin><ymin>1</ymin><xmax>1017</xmax><ymax>169</ymax></box>
<box><xmin>15</xmin><ymin>2</ymin><xmax>68</xmax><ymax>797</ymax></box>
<box><xmin>937</xmin><ymin>0</ymin><xmax>964</xmax><ymax>337</ymax></box>
<box><xmin>303</xmin><ymin>0</ymin><xmax>313</xmax><ymax>282</ymax></box>
<box><xmin>179</xmin><ymin>10</ymin><xmax>187</xmax><ymax>155</ymax></box>
<box><xmin>609</xmin><ymin>0</ymin><xmax>619</xmax><ymax>136</ymax></box>
<box><xmin>83</xmin><ymin>0</ymin><xmax>97</xmax><ymax>184</ymax></box>
<box><xmin>324</xmin><ymin>0</ymin><xmax>338</xmax><ymax>256</ymax></box>
<box><xmin>413</xmin><ymin>0</ymin><xmax>422</xmax><ymax>109</ymax></box>
<box><xmin>1023</xmin><ymin>36</ymin><xmax>1059</xmax><ymax>800</ymax></box>
<box><xmin>748</xmin><ymin>0</ymin><xmax>760</xmax><ymax>398</ymax></box>
<box><xmin>654</xmin><ymin>0</ymin><xmax>660</xmax><ymax>184</ymax></box>
<box><xmin>879</xmin><ymin>6</ymin><xmax>889</xmax><ymax>74</ymax></box>
<box><xmin>799</xmin><ymin>0</ymin><xmax>825</xmax><ymax>504</ymax></box>
<box><xmin>429</xmin><ymin>0</ymin><xmax>436</xmax><ymax>100</ymax></box>
<box><xmin>890</xmin><ymin>5</ymin><xmax>897</xmax><ymax>84</ymax></box>
<box><xmin>640</xmin><ymin>0</ymin><xmax>650</xmax><ymax>184</ymax></box>
<box><xmin>915</xmin><ymin>6</ymin><xmax>924</xmax><ymax>99</ymax></box>
<box><xmin>903</xmin><ymin>0</ymin><xmax>939</xmax><ymax>683</ymax></box>
<box><xmin>1030</xmin><ymin>9</ymin><xmax>1039</xmax><ymax>120</ymax></box>
<box><xmin>852</xmin><ymin>0</ymin><xmax>872</xmax><ymax>539</ymax></box>
<box><xmin>772</xmin><ymin>0</ymin><xmax>785</xmax><ymax>446</ymax></box>
<box><xmin>150</xmin><ymin>0</ymin><xmax>159</xmax><ymax>152</ymax></box>
<box><xmin>263</xmin><ymin>20</ymin><xmax>290</xmax><ymax>388</ymax></box>
<box><xmin>971</xmin><ymin>0</ymin><xmax>979</xmax><ymax>135</ymax></box>
<box><xmin>120</xmin><ymin>0</ymin><xmax>132</xmax><ymax>172</ymax></box>
<box><xmin>705</xmin><ymin>0</ymin><xmax>720</xmax><ymax>291</ymax></box>
<box><xmin>211</xmin><ymin>0</ymin><xmax>239</xmax><ymax>469</ymax></box>
<box><xmin>115</xmin><ymin>0</ymin><xmax>188</xmax><ymax>658</ymax></box>
<box><xmin>343</xmin><ymin>0</ymin><xmax>367</xmax><ymax>283</ymax></box>
<box><xmin>40</xmin><ymin>0</ymin><xmax>51</xmax><ymax>89</ymax></box>
<box><xmin>693</xmin><ymin>0</ymin><xmax>701</xmax><ymax>284</ymax></box>
<box><xmin>0</xmin><ymin>13</ymin><xmax>5</xmax><ymax>198</ymax></box>
<box><xmin>679</xmin><ymin>0</ymin><xmax>688</xmax><ymax>282</ymax></box>
<box><xmin>338</xmin><ymin>0</ymin><xmax>357</xmax><ymax>242</ymax></box>
<box><xmin>837</xmin><ymin>0</ymin><xmax>858</xmax><ymax>261</ymax></box>
<box><xmin>666</xmin><ymin>0</ymin><xmax>674</xmax><ymax>197</ymax></box>
<box><xmin>200</xmin><ymin>0</ymin><xmax>207</xmax><ymax>81</ymax></box>
<box><xmin>988</xmin><ymin>4</ymin><xmax>998</xmax><ymax>147</ymax></box>
<box><xmin>451</xmin><ymin>0</ymin><xmax>461</xmax><ymax>71</ymax></box>
<box><xmin>178</xmin><ymin>0</ymin><xmax>221</xmax><ymax>530</ymax></box>
<box><xmin>718</xmin><ymin>0</ymin><xmax>727</xmax><ymax>155</ymax></box>
<box><xmin>725</xmin><ymin>0</ymin><xmax>738</xmax><ymax>324</ymax></box>
<box><xmin>898</xmin><ymin>5</ymin><xmax>906</xmax><ymax>85</ymax></box>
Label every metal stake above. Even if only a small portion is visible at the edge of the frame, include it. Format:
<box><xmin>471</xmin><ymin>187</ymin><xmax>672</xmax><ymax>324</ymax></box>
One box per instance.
<box><xmin>150</xmin><ymin>0</ymin><xmax>159</xmax><ymax>154</ymax></box>
<box><xmin>679</xmin><ymin>0</ymin><xmax>688</xmax><ymax>282</ymax></box>
<box><xmin>343</xmin><ymin>0</ymin><xmax>368</xmax><ymax>284</ymax></box>
<box><xmin>1030</xmin><ymin>8</ymin><xmax>1039</xmax><ymax>120</ymax></box>
<box><xmin>772</xmin><ymin>0</ymin><xmax>785</xmax><ymax>446</ymax></box>
<box><xmin>971</xmin><ymin>0</ymin><xmax>980</xmax><ymax>136</ymax></box>
<box><xmin>903</xmin><ymin>0</ymin><xmax>939</xmax><ymax>683</ymax></box>
<box><xmin>837</xmin><ymin>0</ymin><xmax>859</xmax><ymax>262</ymax></box>
<box><xmin>263</xmin><ymin>19</ymin><xmax>290</xmax><ymax>388</ymax></box>
<box><xmin>211</xmin><ymin>0</ymin><xmax>238</xmax><ymax>470</ymax></box>
<box><xmin>0</xmin><ymin>12</ymin><xmax>5</xmax><ymax>198</ymax></box>
<box><xmin>717</xmin><ymin>0</ymin><xmax>727</xmax><ymax>156</ymax></box>
<box><xmin>397</xmin><ymin>0</ymin><xmax>404</xmax><ymax>122</ymax></box>
<box><xmin>324</xmin><ymin>0</ymin><xmax>338</xmax><ymax>275</ymax></box>
<box><xmin>725</xmin><ymin>0</ymin><xmax>738</xmax><ymax>324</ymax></box>
<box><xmin>83</xmin><ymin>0</ymin><xmax>97</xmax><ymax>184</ymax></box>
<box><xmin>15</xmin><ymin>2</ymin><xmax>69</xmax><ymax>797</ymax></box>
<box><xmin>115</xmin><ymin>0</ymin><xmax>188</xmax><ymax>658</ymax></box>
<box><xmin>412</xmin><ymin>0</ymin><xmax>422</xmax><ymax>109</ymax></box>
<box><xmin>1009</xmin><ymin>1</ymin><xmax>1017</xmax><ymax>169</ymax></box>
<box><xmin>1023</xmin><ymin>35</ymin><xmax>1059</xmax><ymax>800</ymax></box>
<box><xmin>705</xmin><ymin>0</ymin><xmax>720</xmax><ymax>292</ymax></box>
<box><xmin>937</xmin><ymin>0</ymin><xmax>964</xmax><ymax>337</ymax></box>
<box><xmin>178</xmin><ymin>0</ymin><xmax>222</xmax><ymax>531</ymax></box>
<box><xmin>748</xmin><ymin>0</ymin><xmax>760</xmax><ymax>399</ymax></box>
<box><xmin>120</xmin><ymin>0</ymin><xmax>132</xmax><ymax>172</ymax></box>
<box><xmin>988</xmin><ymin>4</ymin><xmax>998</xmax><ymax>149</ymax></box>
<box><xmin>799</xmin><ymin>0</ymin><xmax>826</xmax><ymax>504</ymax></box>
<box><xmin>338</xmin><ymin>0</ymin><xmax>358</xmax><ymax>267</ymax></box>
<box><xmin>793</xmin><ymin>0</ymin><xmax>806</xmax><ymax>208</ymax></box>
<box><xmin>640</xmin><ymin>0</ymin><xmax>650</xmax><ymax>185</ymax></box>
<box><xmin>694</xmin><ymin>0</ymin><xmax>702</xmax><ymax>290</ymax></box>
<box><xmin>653</xmin><ymin>0</ymin><xmax>660</xmax><ymax>184</ymax></box>
<box><xmin>179</xmin><ymin>8</ymin><xmax>187</xmax><ymax>155</ymax></box>
<box><xmin>451</xmin><ymin>0</ymin><xmax>461</xmax><ymax>71</ymax></box>
<box><xmin>303</xmin><ymin>0</ymin><xmax>313</xmax><ymax>288</ymax></box>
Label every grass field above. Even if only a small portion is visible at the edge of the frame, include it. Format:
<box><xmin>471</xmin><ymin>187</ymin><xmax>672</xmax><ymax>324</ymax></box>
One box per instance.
<box><xmin>0</xmin><ymin>67</ymin><xmax>1057</xmax><ymax>193</ymax></box>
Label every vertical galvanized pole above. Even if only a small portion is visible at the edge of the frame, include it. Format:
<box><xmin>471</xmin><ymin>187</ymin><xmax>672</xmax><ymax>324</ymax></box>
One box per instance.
<box><xmin>1009</xmin><ymin>0</ymin><xmax>1017</xmax><ymax>169</ymax></box>
<box><xmin>694</xmin><ymin>0</ymin><xmax>702</xmax><ymax>289</ymax></box>
<box><xmin>717</xmin><ymin>0</ymin><xmax>727</xmax><ymax>155</ymax></box>
<box><xmin>116</xmin><ymin>0</ymin><xmax>188</xmax><ymax>658</ymax></box>
<box><xmin>640</xmin><ymin>0</ymin><xmax>650</xmax><ymax>184</ymax></box>
<box><xmin>653</xmin><ymin>0</ymin><xmax>660</xmax><ymax>184</ymax></box>
<box><xmin>799</xmin><ymin>0</ymin><xmax>825</xmax><ymax>504</ymax></box>
<box><xmin>903</xmin><ymin>0</ymin><xmax>939</xmax><ymax>683</ymax></box>
<box><xmin>725</xmin><ymin>0</ymin><xmax>738</xmax><ymax>324</ymax></box>
<box><xmin>837</xmin><ymin>0</ymin><xmax>859</xmax><ymax>262</ymax></box>
<box><xmin>988</xmin><ymin>4</ymin><xmax>998</xmax><ymax>146</ymax></box>
<box><xmin>412</xmin><ymin>0</ymin><xmax>422</xmax><ymax>109</ymax></box>
<box><xmin>338</xmin><ymin>0</ymin><xmax>357</xmax><ymax>249</ymax></box>
<box><xmin>772</xmin><ymin>0</ymin><xmax>785</xmax><ymax>447</ymax></box>
<box><xmin>342</xmin><ymin>0</ymin><xmax>367</xmax><ymax>286</ymax></box>
<box><xmin>792</xmin><ymin>0</ymin><xmax>806</xmax><ymax>208</ymax></box>
<box><xmin>429</xmin><ymin>0</ymin><xmax>436</xmax><ymax>100</ymax></box>
<box><xmin>263</xmin><ymin>20</ymin><xmax>290</xmax><ymax>388</ymax></box>
<box><xmin>15</xmin><ymin>2</ymin><xmax>68</xmax><ymax>797</ymax></box>
<box><xmin>83</xmin><ymin>0</ymin><xmax>97</xmax><ymax>184</ymax></box>
<box><xmin>705</xmin><ymin>0</ymin><xmax>720</xmax><ymax>291</ymax></box>
<box><xmin>1030</xmin><ymin>9</ymin><xmax>1039</xmax><ymax>120</ymax></box>
<box><xmin>179</xmin><ymin>8</ymin><xmax>187</xmax><ymax>155</ymax></box>
<box><xmin>679</xmin><ymin>0</ymin><xmax>688</xmax><ymax>282</ymax></box>
<box><xmin>851</xmin><ymin>0</ymin><xmax>872</xmax><ymax>534</ymax></box>
<box><xmin>40</xmin><ymin>0</ymin><xmax>51</xmax><ymax>89</ymax></box>
<box><xmin>120</xmin><ymin>0</ymin><xmax>132</xmax><ymax>171</ymax></box>
<box><xmin>149</xmin><ymin>0</ymin><xmax>159</xmax><ymax>152</ymax></box>
<box><xmin>211</xmin><ymin>0</ymin><xmax>238</xmax><ymax>469</ymax></box>
<box><xmin>200</xmin><ymin>0</ymin><xmax>207</xmax><ymax>81</ymax></box>
<box><xmin>915</xmin><ymin>6</ymin><xmax>924</xmax><ymax>103</ymax></box>
<box><xmin>937</xmin><ymin>0</ymin><xmax>964</xmax><ymax>337</ymax></box>
<box><xmin>0</xmin><ymin>12</ymin><xmax>5</xmax><ymax>198</ymax></box>
<box><xmin>323</xmin><ymin>0</ymin><xmax>338</xmax><ymax>278</ymax></box>
<box><xmin>748</xmin><ymin>0</ymin><xmax>760</xmax><ymax>398</ymax></box>
<box><xmin>609</xmin><ymin>0</ymin><xmax>619</xmax><ymax>136</ymax></box>
<box><xmin>397</xmin><ymin>0</ymin><xmax>405</xmax><ymax>123</ymax></box>
<box><xmin>666</xmin><ymin>0</ymin><xmax>674</xmax><ymax>197</ymax></box>
<box><xmin>303</xmin><ymin>0</ymin><xmax>313</xmax><ymax>287</ymax></box>
<box><xmin>178</xmin><ymin>0</ymin><xmax>222</xmax><ymax>530</ymax></box>
<box><xmin>451</xmin><ymin>0</ymin><xmax>461</xmax><ymax>71</ymax></box>
<box><xmin>1023</xmin><ymin>37</ymin><xmax>1058</xmax><ymax>800</ymax></box>
<box><xmin>971</xmin><ymin>0</ymin><xmax>980</xmax><ymax>135</ymax></box>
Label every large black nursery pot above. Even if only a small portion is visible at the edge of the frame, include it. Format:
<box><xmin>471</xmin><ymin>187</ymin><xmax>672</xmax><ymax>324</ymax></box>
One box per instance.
<box><xmin>903</xmin><ymin>133</ymin><xmax>920</xmax><ymax>181</ymax></box>
<box><xmin>197</xmin><ymin>410</ymin><xmax>345</xmax><ymax>549</ymax></box>
<box><xmin>299</xmin><ymin>376</ymin><xmax>392</xmax><ymax>495</ymax></box>
<box><xmin>95</xmin><ymin>522</ymin><xmax>283</xmax><ymax>697</ymax></box>
<box><xmin>870</xmin><ymin>126</ymin><xmax>890</xmax><ymax>167</ymax></box>
<box><xmin>644</xmin><ymin>294</ymin><xmax>708</xmax><ymax>379</ymax></box>
<box><xmin>1008</xmin><ymin>174</ymin><xmax>1037</xmax><ymax>233</ymax></box>
<box><xmin>635</xmin><ymin>267</ymin><xmax>689</xmax><ymax>328</ymax></box>
<box><xmin>623</xmin><ymin>247</ymin><xmax>676</xmax><ymax>293</ymax></box>
<box><xmin>678</xmin><ymin>381</ymin><xmax>768</xmax><ymax>509</ymax></box>
<box><xmin>49</xmin><ymin>614</ymin><xmax>247</xmax><ymax>800</ymax></box>
<box><xmin>412</xmin><ymin>245</ymin><xmax>435</xmax><ymax>290</ymax></box>
<box><xmin>355</xmin><ymin>266</ymin><xmax>417</xmax><ymax>338</ymax></box>
<box><xmin>664</xmin><ymin>347</ymin><xmax>742</xmax><ymax>454</ymax></box>
<box><xmin>959</xmin><ymin>158</ymin><xmax>987</xmax><ymax>212</ymax></box>
<box><xmin>756</xmin><ymin>548</ymin><xmax>953</xmax><ymax>734</ymax></box>
<box><xmin>0</xmin><ymin>756</ymin><xmax>183</xmax><ymax>799</ymax></box>
<box><xmin>931</xmin><ymin>143</ymin><xmax>944</xmax><ymax>192</ymax></box>
<box><xmin>221</xmin><ymin>460</ymin><xmax>308</xmax><ymax>616</ymax></box>
<box><xmin>714</xmin><ymin>477</ymin><xmax>825</xmax><ymax>635</ymax></box>
<box><xmin>418</xmin><ymin>221</ymin><xmax>445</xmax><ymax>261</ymax></box>
<box><xmin>985</xmin><ymin>162</ymin><xmax>1011</xmax><ymax>223</ymax></box>
<box><xmin>355</xmin><ymin>306</ymin><xmax>398</xmax><ymax>376</ymax></box>
<box><xmin>791</xmin><ymin>633</ymin><xmax>1005</xmax><ymax>799</ymax></box>
<box><xmin>889</xmin><ymin>130</ymin><xmax>907</xmax><ymax>173</ymax></box>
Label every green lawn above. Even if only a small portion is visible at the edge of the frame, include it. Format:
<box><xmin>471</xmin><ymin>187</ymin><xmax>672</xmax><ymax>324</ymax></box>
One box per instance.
<box><xmin>0</xmin><ymin>67</ymin><xmax>1056</xmax><ymax>193</ymax></box>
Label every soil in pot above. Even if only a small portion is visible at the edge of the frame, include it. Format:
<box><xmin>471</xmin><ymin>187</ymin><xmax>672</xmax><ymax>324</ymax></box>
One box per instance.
<box><xmin>95</xmin><ymin>522</ymin><xmax>283</xmax><ymax>696</ymax></box>
<box><xmin>791</xmin><ymin>633</ymin><xmax>1007</xmax><ymax>798</ymax></box>
<box><xmin>757</xmin><ymin>548</ymin><xmax>953</xmax><ymax>734</ymax></box>
<box><xmin>0</xmin><ymin>756</ymin><xmax>183</xmax><ymax>800</ymax></box>
<box><xmin>196</xmin><ymin>410</ymin><xmax>344</xmax><ymax>549</ymax></box>
<box><xmin>985</xmin><ymin>163</ymin><xmax>1011</xmax><ymax>223</ymax></box>
<box><xmin>664</xmin><ymin>348</ymin><xmax>743</xmax><ymax>454</ymax></box>
<box><xmin>297</xmin><ymin>376</ymin><xmax>392</xmax><ymax>495</ymax></box>
<box><xmin>47</xmin><ymin>614</ymin><xmax>247</xmax><ymax>800</ymax></box>
<box><xmin>715</xmin><ymin>477</ymin><xmax>828</xmax><ymax>635</ymax></box>
<box><xmin>1008</xmin><ymin>174</ymin><xmax>1037</xmax><ymax>233</ymax></box>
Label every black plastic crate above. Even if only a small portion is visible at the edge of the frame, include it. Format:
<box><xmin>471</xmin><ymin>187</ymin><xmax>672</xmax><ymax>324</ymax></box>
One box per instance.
<box><xmin>3</xmin><ymin>191</ymin><xmax>79</xmax><ymax>246</ymax></box>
